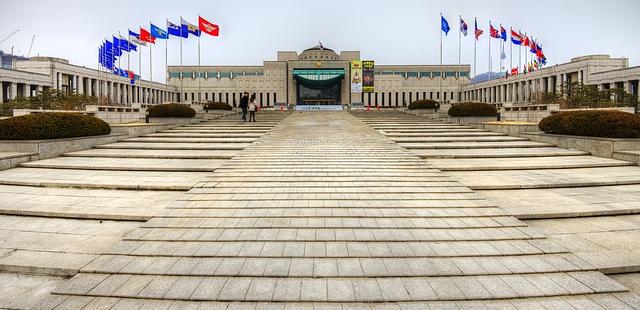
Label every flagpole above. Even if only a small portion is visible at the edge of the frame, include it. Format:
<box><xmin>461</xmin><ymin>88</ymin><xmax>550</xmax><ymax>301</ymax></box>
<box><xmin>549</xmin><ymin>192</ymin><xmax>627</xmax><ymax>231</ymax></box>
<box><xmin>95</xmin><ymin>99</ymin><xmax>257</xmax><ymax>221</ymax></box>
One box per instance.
<box><xmin>149</xmin><ymin>39</ymin><xmax>153</xmax><ymax>82</ymax></box>
<box><xmin>165</xmin><ymin>21</ymin><xmax>169</xmax><ymax>85</ymax></box>
<box><xmin>439</xmin><ymin>12</ymin><xmax>443</xmax><ymax>103</ymax></box>
<box><xmin>473</xmin><ymin>18</ymin><xmax>477</xmax><ymax>97</ymax></box>
<box><xmin>488</xmin><ymin>21</ymin><xmax>491</xmax><ymax>82</ymax></box>
<box><xmin>458</xmin><ymin>15</ymin><xmax>462</xmax><ymax>81</ymax></box>
<box><xmin>519</xmin><ymin>30</ymin><xmax>522</xmax><ymax>74</ymax></box>
<box><xmin>509</xmin><ymin>27</ymin><xmax>512</xmax><ymax>75</ymax></box>
<box><xmin>198</xmin><ymin>14</ymin><xmax>202</xmax><ymax>103</ymax></box>
<box><xmin>180</xmin><ymin>16</ymin><xmax>183</xmax><ymax>103</ymax></box>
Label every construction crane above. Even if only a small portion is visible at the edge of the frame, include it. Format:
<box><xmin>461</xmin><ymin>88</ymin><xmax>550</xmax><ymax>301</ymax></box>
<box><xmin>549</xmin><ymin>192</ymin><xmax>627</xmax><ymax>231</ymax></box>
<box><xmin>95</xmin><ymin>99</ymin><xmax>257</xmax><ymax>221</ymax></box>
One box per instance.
<box><xmin>0</xmin><ymin>29</ymin><xmax>20</xmax><ymax>46</ymax></box>
<box><xmin>27</xmin><ymin>35</ymin><xmax>35</xmax><ymax>57</ymax></box>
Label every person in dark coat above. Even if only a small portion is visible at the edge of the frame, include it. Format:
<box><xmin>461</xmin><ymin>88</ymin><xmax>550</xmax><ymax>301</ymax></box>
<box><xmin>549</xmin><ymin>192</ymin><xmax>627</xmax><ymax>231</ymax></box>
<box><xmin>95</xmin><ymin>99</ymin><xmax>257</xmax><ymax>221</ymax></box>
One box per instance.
<box><xmin>239</xmin><ymin>92</ymin><xmax>249</xmax><ymax>121</ymax></box>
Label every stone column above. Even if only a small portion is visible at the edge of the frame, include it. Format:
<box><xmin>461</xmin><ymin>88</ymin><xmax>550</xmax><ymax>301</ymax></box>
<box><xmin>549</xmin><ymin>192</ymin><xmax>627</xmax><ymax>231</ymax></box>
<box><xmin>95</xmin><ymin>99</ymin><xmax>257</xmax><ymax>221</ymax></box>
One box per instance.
<box><xmin>78</xmin><ymin>77</ymin><xmax>84</xmax><ymax>95</ymax></box>
<box><xmin>22</xmin><ymin>84</ymin><xmax>30</xmax><ymax>98</ymax></box>
<box><xmin>10</xmin><ymin>83</ymin><xmax>18</xmax><ymax>100</ymax></box>
<box><xmin>36</xmin><ymin>85</ymin><xmax>43</xmax><ymax>96</ymax></box>
<box><xmin>0</xmin><ymin>82</ymin><xmax>4</xmax><ymax>103</ymax></box>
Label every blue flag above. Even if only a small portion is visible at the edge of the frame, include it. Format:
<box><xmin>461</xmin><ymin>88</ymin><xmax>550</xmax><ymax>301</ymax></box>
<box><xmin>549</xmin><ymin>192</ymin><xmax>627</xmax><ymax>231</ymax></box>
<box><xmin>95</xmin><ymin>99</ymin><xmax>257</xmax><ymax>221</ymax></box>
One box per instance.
<box><xmin>441</xmin><ymin>16</ymin><xmax>450</xmax><ymax>35</ymax></box>
<box><xmin>118</xmin><ymin>36</ymin><xmax>130</xmax><ymax>52</ymax></box>
<box><xmin>151</xmin><ymin>23</ymin><xmax>169</xmax><ymax>39</ymax></box>
<box><xmin>104</xmin><ymin>40</ymin><xmax>114</xmax><ymax>69</ymax></box>
<box><xmin>181</xmin><ymin>18</ymin><xmax>201</xmax><ymax>37</ymax></box>
<box><xmin>167</xmin><ymin>21</ymin><xmax>185</xmax><ymax>38</ymax></box>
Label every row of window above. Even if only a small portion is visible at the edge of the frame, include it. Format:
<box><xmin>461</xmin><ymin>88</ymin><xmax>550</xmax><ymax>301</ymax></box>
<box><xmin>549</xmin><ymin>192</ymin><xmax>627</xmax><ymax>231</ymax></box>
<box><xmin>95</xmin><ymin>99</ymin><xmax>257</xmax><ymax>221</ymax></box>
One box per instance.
<box><xmin>360</xmin><ymin>91</ymin><xmax>458</xmax><ymax>106</ymax></box>
<box><xmin>376</xmin><ymin>71</ymin><xmax>469</xmax><ymax>78</ymax></box>
<box><xmin>183</xmin><ymin>91</ymin><xmax>277</xmax><ymax>107</ymax></box>
<box><xmin>169</xmin><ymin>72</ymin><xmax>264</xmax><ymax>79</ymax></box>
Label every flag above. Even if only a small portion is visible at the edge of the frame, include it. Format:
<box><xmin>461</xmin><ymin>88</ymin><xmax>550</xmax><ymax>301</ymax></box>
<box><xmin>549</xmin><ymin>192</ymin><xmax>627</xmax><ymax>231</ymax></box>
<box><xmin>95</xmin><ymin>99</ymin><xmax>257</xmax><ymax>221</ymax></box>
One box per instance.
<box><xmin>529</xmin><ymin>39</ymin><xmax>537</xmax><ymax>53</ymax></box>
<box><xmin>510</xmin><ymin>67</ymin><xmax>518</xmax><ymax>75</ymax></box>
<box><xmin>181</xmin><ymin>18</ymin><xmax>201</xmax><ymax>37</ymax></box>
<box><xmin>198</xmin><ymin>16</ymin><xmax>219</xmax><ymax>36</ymax></box>
<box><xmin>118</xmin><ymin>36</ymin><xmax>131</xmax><ymax>52</ymax></box>
<box><xmin>112</xmin><ymin>36</ymin><xmax>123</xmax><ymax>57</ymax></box>
<box><xmin>140</xmin><ymin>27</ymin><xmax>156</xmax><ymax>44</ymax></box>
<box><xmin>510</xmin><ymin>29</ymin><xmax>522</xmax><ymax>45</ymax></box>
<box><xmin>167</xmin><ymin>20</ymin><xmax>185</xmax><ymax>38</ymax></box>
<box><xmin>500</xmin><ymin>25</ymin><xmax>507</xmax><ymax>41</ymax></box>
<box><xmin>460</xmin><ymin>18</ymin><xmax>468</xmax><ymax>36</ymax></box>
<box><xmin>104</xmin><ymin>40</ymin><xmax>114</xmax><ymax>69</ymax></box>
<box><xmin>441</xmin><ymin>15</ymin><xmax>450</xmax><ymax>35</ymax></box>
<box><xmin>151</xmin><ymin>24</ymin><xmax>169</xmax><ymax>39</ymax></box>
<box><xmin>474</xmin><ymin>19</ymin><xmax>483</xmax><ymax>40</ymax></box>
<box><xmin>489</xmin><ymin>23</ymin><xmax>500</xmax><ymax>39</ymax></box>
<box><xmin>129</xmin><ymin>30</ymin><xmax>146</xmax><ymax>46</ymax></box>
<box><xmin>523</xmin><ymin>35</ymin><xmax>530</xmax><ymax>48</ymax></box>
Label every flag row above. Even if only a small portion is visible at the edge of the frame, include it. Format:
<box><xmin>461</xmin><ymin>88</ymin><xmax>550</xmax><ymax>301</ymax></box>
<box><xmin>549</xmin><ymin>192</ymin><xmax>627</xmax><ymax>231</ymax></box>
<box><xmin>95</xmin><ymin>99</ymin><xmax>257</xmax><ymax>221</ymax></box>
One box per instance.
<box><xmin>98</xmin><ymin>16</ymin><xmax>220</xmax><ymax>83</ymax></box>
<box><xmin>441</xmin><ymin>15</ymin><xmax>547</xmax><ymax>70</ymax></box>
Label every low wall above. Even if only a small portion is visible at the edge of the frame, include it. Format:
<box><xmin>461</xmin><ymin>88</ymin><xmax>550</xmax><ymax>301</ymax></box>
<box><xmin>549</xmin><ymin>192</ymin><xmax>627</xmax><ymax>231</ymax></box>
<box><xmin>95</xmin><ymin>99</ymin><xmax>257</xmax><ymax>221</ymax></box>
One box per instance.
<box><xmin>522</xmin><ymin>132</ymin><xmax>640</xmax><ymax>158</ymax></box>
<box><xmin>0</xmin><ymin>134</ymin><xmax>126</xmax><ymax>160</ymax></box>
<box><xmin>198</xmin><ymin>110</ymin><xmax>238</xmax><ymax>120</ymax></box>
<box><xmin>148</xmin><ymin>117</ymin><xmax>202</xmax><ymax>126</ymax></box>
<box><xmin>109</xmin><ymin>123</ymin><xmax>175</xmax><ymax>139</ymax></box>
<box><xmin>501</xmin><ymin>110</ymin><xmax>551</xmax><ymax>123</ymax></box>
<box><xmin>471</xmin><ymin>122</ymin><xmax>541</xmax><ymax>137</ymax></box>
<box><xmin>87</xmin><ymin>105</ymin><xmax>146</xmax><ymax>124</ymax></box>
<box><xmin>0</xmin><ymin>153</ymin><xmax>39</xmax><ymax>171</ymax></box>
<box><xmin>443</xmin><ymin>116</ymin><xmax>498</xmax><ymax>126</ymax></box>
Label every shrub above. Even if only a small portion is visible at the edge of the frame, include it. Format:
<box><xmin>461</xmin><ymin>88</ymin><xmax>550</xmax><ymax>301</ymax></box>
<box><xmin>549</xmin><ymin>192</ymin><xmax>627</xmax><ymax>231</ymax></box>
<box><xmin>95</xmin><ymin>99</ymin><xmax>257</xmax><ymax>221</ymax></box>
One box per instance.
<box><xmin>148</xmin><ymin>104</ymin><xmax>196</xmax><ymax>117</ymax></box>
<box><xmin>448</xmin><ymin>102</ymin><xmax>497</xmax><ymax>117</ymax></box>
<box><xmin>538</xmin><ymin>110</ymin><xmax>640</xmax><ymax>138</ymax></box>
<box><xmin>408</xmin><ymin>99</ymin><xmax>438</xmax><ymax>110</ymax></box>
<box><xmin>204</xmin><ymin>102</ymin><xmax>233</xmax><ymax>111</ymax></box>
<box><xmin>0</xmin><ymin>113</ymin><xmax>111</xmax><ymax>140</ymax></box>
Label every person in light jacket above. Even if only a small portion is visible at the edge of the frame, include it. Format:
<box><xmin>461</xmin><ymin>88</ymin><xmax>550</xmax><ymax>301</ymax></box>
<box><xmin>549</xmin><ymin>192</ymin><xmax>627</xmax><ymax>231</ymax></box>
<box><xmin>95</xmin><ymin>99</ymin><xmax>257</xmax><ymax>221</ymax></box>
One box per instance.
<box><xmin>248</xmin><ymin>94</ymin><xmax>257</xmax><ymax>122</ymax></box>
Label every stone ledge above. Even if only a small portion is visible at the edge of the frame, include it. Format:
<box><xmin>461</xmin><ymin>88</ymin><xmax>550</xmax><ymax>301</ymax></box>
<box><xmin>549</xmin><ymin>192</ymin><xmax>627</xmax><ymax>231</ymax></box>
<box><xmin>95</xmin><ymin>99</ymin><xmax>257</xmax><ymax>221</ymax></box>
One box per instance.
<box><xmin>0</xmin><ymin>152</ymin><xmax>39</xmax><ymax>171</ymax></box>
<box><xmin>0</xmin><ymin>134</ymin><xmax>126</xmax><ymax>160</ymax></box>
<box><xmin>471</xmin><ymin>121</ymin><xmax>541</xmax><ymax>138</ymax></box>
<box><xmin>614</xmin><ymin>150</ymin><xmax>640</xmax><ymax>166</ymax></box>
<box><xmin>522</xmin><ymin>132</ymin><xmax>640</xmax><ymax>158</ymax></box>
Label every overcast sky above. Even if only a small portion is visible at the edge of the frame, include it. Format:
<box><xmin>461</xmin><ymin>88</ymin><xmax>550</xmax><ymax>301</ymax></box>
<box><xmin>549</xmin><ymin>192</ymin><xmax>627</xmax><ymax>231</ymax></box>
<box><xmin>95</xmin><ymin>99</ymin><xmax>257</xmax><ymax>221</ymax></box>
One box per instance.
<box><xmin>2</xmin><ymin>0</ymin><xmax>639</xmax><ymax>82</ymax></box>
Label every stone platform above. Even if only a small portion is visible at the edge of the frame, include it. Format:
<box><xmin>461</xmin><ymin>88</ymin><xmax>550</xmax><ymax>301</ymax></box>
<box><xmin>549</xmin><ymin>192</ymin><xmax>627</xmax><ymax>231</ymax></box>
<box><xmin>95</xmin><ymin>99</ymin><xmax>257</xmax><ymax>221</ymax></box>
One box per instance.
<box><xmin>31</xmin><ymin>111</ymin><xmax>640</xmax><ymax>309</ymax></box>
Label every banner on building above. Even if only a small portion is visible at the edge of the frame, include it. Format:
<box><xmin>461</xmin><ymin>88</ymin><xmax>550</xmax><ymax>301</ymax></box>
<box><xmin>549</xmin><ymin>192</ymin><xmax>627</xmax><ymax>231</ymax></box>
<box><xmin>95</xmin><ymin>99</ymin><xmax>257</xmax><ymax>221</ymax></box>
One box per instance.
<box><xmin>362</xmin><ymin>60</ymin><xmax>374</xmax><ymax>93</ymax></box>
<box><xmin>350</xmin><ymin>61</ymin><xmax>363</xmax><ymax>93</ymax></box>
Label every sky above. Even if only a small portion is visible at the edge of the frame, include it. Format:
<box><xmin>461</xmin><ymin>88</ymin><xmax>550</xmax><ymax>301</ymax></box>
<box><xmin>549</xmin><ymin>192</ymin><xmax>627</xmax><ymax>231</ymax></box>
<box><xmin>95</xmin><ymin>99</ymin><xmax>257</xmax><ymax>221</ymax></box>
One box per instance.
<box><xmin>2</xmin><ymin>0</ymin><xmax>639</xmax><ymax>82</ymax></box>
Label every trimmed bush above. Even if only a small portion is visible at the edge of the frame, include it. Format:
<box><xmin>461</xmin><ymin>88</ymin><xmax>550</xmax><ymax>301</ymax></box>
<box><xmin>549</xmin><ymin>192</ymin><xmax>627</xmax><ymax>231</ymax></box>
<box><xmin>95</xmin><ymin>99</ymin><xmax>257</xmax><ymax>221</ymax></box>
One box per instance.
<box><xmin>408</xmin><ymin>99</ymin><xmax>438</xmax><ymax>110</ymax></box>
<box><xmin>148</xmin><ymin>104</ymin><xmax>196</xmax><ymax>117</ymax></box>
<box><xmin>0</xmin><ymin>113</ymin><xmax>111</xmax><ymax>140</ymax></box>
<box><xmin>538</xmin><ymin>110</ymin><xmax>640</xmax><ymax>138</ymax></box>
<box><xmin>204</xmin><ymin>102</ymin><xmax>233</xmax><ymax>111</ymax></box>
<box><xmin>448</xmin><ymin>102</ymin><xmax>497</xmax><ymax>117</ymax></box>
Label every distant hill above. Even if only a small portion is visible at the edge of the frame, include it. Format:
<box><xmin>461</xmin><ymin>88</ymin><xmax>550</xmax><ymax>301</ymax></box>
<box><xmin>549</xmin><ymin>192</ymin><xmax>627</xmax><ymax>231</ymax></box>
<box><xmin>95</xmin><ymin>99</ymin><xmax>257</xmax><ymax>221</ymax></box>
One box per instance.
<box><xmin>471</xmin><ymin>71</ymin><xmax>506</xmax><ymax>83</ymax></box>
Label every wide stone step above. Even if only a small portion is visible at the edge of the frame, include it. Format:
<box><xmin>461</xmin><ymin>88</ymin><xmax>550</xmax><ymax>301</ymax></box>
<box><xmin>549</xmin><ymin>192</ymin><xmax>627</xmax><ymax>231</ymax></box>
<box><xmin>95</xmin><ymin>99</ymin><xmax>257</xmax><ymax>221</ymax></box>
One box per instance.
<box><xmin>390</xmin><ymin>136</ymin><xmax>525</xmax><ymax>143</ymax></box>
<box><xmin>0</xmin><ymin>152</ymin><xmax>38</xmax><ymax>171</ymax></box>
<box><xmin>64</xmin><ymin>148</ymin><xmax>238</xmax><ymax>159</ymax></box>
<box><xmin>413</xmin><ymin>147</ymin><xmax>588</xmax><ymax>158</ymax></box>
<box><xmin>20</xmin><ymin>157</ymin><xmax>225</xmax><ymax>172</ymax></box>
<box><xmin>95</xmin><ymin>142</ymin><xmax>251</xmax><ymax>150</ymax></box>
<box><xmin>428</xmin><ymin>155</ymin><xmax>635</xmax><ymax>171</ymax></box>
<box><xmin>0</xmin><ymin>168</ymin><xmax>209</xmax><ymax>190</ymax></box>
<box><xmin>479</xmin><ymin>185</ymin><xmax>640</xmax><ymax>220</ymax></box>
<box><xmin>80</xmin><ymin>253</ymin><xmax>586</xmax><ymax>277</ymax></box>
<box><xmin>448</xmin><ymin>166</ymin><xmax>640</xmax><ymax>190</ymax></box>
<box><xmin>0</xmin><ymin>185</ymin><xmax>180</xmax><ymax>221</ymax></box>
<box><xmin>400</xmin><ymin>141</ymin><xmax>552</xmax><ymax>149</ymax></box>
<box><xmin>123</xmin><ymin>137</ymin><xmax>258</xmax><ymax>143</ymax></box>
<box><xmin>145</xmin><ymin>132</ymin><xmax>265</xmax><ymax>138</ymax></box>
<box><xmin>51</xmin><ymin>271</ymin><xmax>626</xmax><ymax>302</ymax></box>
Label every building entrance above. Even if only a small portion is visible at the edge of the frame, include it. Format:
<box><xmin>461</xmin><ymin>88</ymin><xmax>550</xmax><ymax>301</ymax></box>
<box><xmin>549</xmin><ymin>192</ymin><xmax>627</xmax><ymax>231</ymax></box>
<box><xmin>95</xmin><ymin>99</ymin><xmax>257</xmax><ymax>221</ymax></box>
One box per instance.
<box><xmin>293</xmin><ymin>69</ymin><xmax>344</xmax><ymax>105</ymax></box>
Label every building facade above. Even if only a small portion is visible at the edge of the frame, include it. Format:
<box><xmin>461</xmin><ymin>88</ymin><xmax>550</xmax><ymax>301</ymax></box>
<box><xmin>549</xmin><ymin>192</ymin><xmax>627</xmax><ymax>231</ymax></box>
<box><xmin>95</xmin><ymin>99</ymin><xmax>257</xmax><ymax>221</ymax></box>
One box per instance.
<box><xmin>1</xmin><ymin>56</ymin><xmax>177</xmax><ymax>104</ymax></box>
<box><xmin>460</xmin><ymin>55</ymin><xmax>640</xmax><ymax>105</ymax></box>
<box><xmin>167</xmin><ymin>45</ymin><xmax>471</xmax><ymax>108</ymax></box>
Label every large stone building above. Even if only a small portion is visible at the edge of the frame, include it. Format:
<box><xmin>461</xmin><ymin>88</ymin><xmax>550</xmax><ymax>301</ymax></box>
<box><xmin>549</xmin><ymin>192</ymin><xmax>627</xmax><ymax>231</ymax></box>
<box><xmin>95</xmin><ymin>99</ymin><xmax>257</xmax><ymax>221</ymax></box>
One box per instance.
<box><xmin>2</xmin><ymin>46</ymin><xmax>639</xmax><ymax>110</ymax></box>
<box><xmin>461</xmin><ymin>55</ymin><xmax>640</xmax><ymax>104</ymax></box>
<box><xmin>0</xmin><ymin>56</ymin><xmax>176</xmax><ymax>104</ymax></box>
<box><xmin>167</xmin><ymin>45</ymin><xmax>470</xmax><ymax>108</ymax></box>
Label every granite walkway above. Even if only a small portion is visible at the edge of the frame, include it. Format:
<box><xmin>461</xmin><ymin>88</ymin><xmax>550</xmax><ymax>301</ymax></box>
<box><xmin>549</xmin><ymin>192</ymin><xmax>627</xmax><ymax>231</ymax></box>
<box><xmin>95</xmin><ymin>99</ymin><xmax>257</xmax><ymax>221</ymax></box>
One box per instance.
<box><xmin>38</xmin><ymin>111</ymin><xmax>640</xmax><ymax>309</ymax></box>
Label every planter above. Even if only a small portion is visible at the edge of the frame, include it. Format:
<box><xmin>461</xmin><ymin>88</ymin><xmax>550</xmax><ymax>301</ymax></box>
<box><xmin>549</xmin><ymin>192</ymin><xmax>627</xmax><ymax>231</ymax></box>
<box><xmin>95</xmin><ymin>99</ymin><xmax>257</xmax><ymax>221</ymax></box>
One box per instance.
<box><xmin>522</xmin><ymin>132</ymin><xmax>640</xmax><ymax>158</ymax></box>
<box><xmin>0</xmin><ymin>134</ymin><xmax>126</xmax><ymax>160</ymax></box>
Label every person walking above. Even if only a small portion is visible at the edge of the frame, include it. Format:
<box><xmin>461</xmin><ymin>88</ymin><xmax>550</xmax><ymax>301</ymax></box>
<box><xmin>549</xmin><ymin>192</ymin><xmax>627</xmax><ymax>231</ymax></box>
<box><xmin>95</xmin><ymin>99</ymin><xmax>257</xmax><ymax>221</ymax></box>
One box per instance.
<box><xmin>239</xmin><ymin>92</ymin><xmax>249</xmax><ymax>121</ymax></box>
<box><xmin>248</xmin><ymin>93</ymin><xmax>257</xmax><ymax>122</ymax></box>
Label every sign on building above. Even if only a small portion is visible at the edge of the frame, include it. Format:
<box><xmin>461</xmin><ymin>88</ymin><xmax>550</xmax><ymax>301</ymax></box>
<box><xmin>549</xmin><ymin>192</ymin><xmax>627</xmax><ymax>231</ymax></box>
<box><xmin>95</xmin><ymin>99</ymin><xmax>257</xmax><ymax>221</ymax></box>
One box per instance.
<box><xmin>362</xmin><ymin>60</ymin><xmax>374</xmax><ymax>93</ymax></box>
<box><xmin>350</xmin><ymin>61</ymin><xmax>362</xmax><ymax>93</ymax></box>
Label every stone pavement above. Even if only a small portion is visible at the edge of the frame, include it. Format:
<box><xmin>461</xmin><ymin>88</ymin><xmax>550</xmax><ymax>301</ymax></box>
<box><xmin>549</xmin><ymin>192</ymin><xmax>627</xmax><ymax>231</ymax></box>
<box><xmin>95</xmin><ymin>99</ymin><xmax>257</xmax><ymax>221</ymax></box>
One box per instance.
<box><xmin>0</xmin><ymin>112</ymin><xmax>288</xmax><ymax>309</ymax></box>
<box><xmin>356</xmin><ymin>110</ymin><xmax>640</xmax><ymax>298</ymax></box>
<box><xmin>36</xmin><ymin>111</ymin><xmax>640</xmax><ymax>309</ymax></box>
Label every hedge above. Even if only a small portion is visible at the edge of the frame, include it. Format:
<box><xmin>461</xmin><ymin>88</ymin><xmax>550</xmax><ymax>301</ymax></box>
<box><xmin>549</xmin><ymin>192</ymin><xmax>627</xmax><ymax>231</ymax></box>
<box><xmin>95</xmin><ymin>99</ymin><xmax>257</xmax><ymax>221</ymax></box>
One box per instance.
<box><xmin>538</xmin><ymin>110</ymin><xmax>640</xmax><ymax>138</ymax></box>
<box><xmin>448</xmin><ymin>102</ymin><xmax>497</xmax><ymax>117</ymax></box>
<box><xmin>204</xmin><ymin>102</ymin><xmax>233</xmax><ymax>111</ymax></box>
<box><xmin>408</xmin><ymin>99</ymin><xmax>438</xmax><ymax>110</ymax></box>
<box><xmin>0</xmin><ymin>113</ymin><xmax>111</xmax><ymax>140</ymax></box>
<box><xmin>148</xmin><ymin>104</ymin><xmax>196</xmax><ymax>117</ymax></box>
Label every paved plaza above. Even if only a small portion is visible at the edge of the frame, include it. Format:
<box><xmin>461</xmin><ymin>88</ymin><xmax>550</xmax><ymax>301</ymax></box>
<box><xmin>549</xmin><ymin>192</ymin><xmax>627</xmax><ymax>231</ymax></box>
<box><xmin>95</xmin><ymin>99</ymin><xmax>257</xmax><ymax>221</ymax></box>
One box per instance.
<box><xmin>0</xmin><ymin>111</ymin><xmax>639</xmax><ymax>308</ymax></box>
